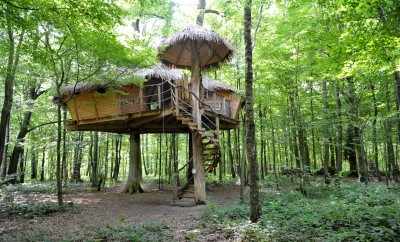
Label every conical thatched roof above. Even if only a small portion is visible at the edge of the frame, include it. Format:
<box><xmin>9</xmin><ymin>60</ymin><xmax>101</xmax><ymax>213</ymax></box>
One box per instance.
<box><xmin>202</xmin><ymin>76</ymin><xmax>235</xmax><ymax>92</ymax></box>
<box><xmin>59</xmin><ymin>65</ymin><xmax>182</xmax><ymax>97</ymax></box>
<box><xmin>158</xmin><ymin>25</ymin><xmax>234</xmax><ymax>70</ymax></box>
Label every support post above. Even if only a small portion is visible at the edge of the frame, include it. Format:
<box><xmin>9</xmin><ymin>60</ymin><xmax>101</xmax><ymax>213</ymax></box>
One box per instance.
<box><xmin>122</xmin><ymin>133</ymin><xmax>144</xmax><ymax>193</ymax></box>
<box><xmin>191</xmin><ymin>44</ymin><xmax>202</xmax><ymax>130</ymax></box>
<box><xmin>175</xmin><ymin>83</ymin><xmax>180</xmax><ymax>116</ymax></box>
<box><xmin>190</xmin><ymin>42</ymin><xmax>206</xmax><ymax>204</ymax></box>
<box><xmin>157</xmin><ymin>84</ymin><xmax>161</xmax><ymax>109</ymax></box>
<box><xmin>193</xmin><ymin>131</ymin><xmax>206</xmax><ymax>204</ymax></box>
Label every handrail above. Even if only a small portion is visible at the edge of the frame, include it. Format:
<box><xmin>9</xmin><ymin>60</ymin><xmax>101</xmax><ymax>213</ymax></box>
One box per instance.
<box><xmin>168</xmin><ymin>81</ymin><xmax>218</xmax><ymax>131</ymax></box>
<box><xmin>165</xmin><ymin>79</ymin><xmax>218</xmax><ymax>114</ymax></box>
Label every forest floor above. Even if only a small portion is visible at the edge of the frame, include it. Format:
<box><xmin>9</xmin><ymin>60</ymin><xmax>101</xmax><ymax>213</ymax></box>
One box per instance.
<box><xmin>2</xmin><ymin>177</ymin><xmax>400</xmax><ymax>241</ymax></box>
<box><xmin>0</xmin><ymin>181</ymin><xmax>241</xmax><ymax>241</ymax></box>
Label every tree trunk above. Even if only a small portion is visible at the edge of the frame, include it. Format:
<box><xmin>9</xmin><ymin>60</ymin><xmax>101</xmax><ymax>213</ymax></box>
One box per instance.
<box><xmin>196</xmin><ymin>0</ymin><xmax>206</xmax><ymax>26</ymax></box>
<box><xmin>19</xmin><ymin>148</ymin><xmax>26</xmax><ymax>183</ymax></box>
<box><xmin>112</xmin><ymin>135</ymin><xmax>121</xmax><ymax>181</ymax></box>
<box><xmin>187</xmin><ymin>133</ymin><xmax>194</xmax><ymax>184</ymax></box>
<box><xmin>371</xmin><ymin>84</ymin><xmax>381</xmax><ymax>180</ymax></box>
<box><xmin>309</xmin><ymin>81</ymin><xmax>317</xmax><ymax>170</ymax></box>
<box><xmin>72</xmin><ymin>132</ymin><xmax>83</xmax><ymax>182</ymax></box>
<box><xmin>31</xmin><ymin>149</ymin><xmax>37</xmax><ymax>180</ymax></box>
<box><xmin>394</xmin><ymin>71</ymin><xmax>400</xmax><ymax>144</ymax></box>
<box><xmin>62</xmin><ymin>110</ymin><xmax>68</xmax><ymax>181</ymax></box>
<box><xmin>122</xmin><ymin>133</ymin><xmax>144</xmax><ymax>193</ymax></box>
<box><xmin>91</xmin><ymin>132</ymin><xmax>99</xmax><ymax>187</ymax></box>
<box><xmin>40</xmin><ymin>146</ymin><xmax>45</xmax><ymax>181</ymax></box>
<box><xmin>0</xmin><ymin>22</ymin><xmax>24</xmax><ymax>170</ymax></box>
<box><xmin>244</xmin><ymin>0</ymin><xmax>261</xmax><ymax>222</ymax></box>
<box><xmin>322</xmin><ymin>80</ymin><xmax>330</xmax><ymax>181</ymax></box>
<box><xmin>385</xmin><ymin>79</ymin><xmax>400</xmax><ymax>182</ymax></box>
<box><xmin>335</xmin><ymin>80</ymin><xmax>343</xmax><ymax>172</ymax></box>
<box><xmin>56</xmin><ymin>104</ymin><xmax>63</xmax><ymax>206</ymax></box>
<box><xmin>227</xmin><ymin>130</ymin><xmax>235</xmax><ymax>178</ymax></box>
<box><xmin>8</xmin><ymin>86</ymin><xmax>44</xmax><ymax>180</ymax></box>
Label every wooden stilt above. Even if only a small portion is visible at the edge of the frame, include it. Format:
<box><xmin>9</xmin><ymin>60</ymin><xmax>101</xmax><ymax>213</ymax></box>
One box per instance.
<box><xmin>190</xmin><ymin>42</ymin><xmax>206</xmax><ymax>204</ymax></box>
<box><xmin>193</xmin><ymin>131</ymin><xmax>206</xmax><ymax>204</ymax></box>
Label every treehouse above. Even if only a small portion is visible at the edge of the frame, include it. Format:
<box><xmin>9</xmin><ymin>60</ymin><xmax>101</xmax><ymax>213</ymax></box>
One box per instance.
<box><xmin>58</xmin><ymin>26</ymin><xmax>237</xmax><ymax>206</ymax></box>
<box><xmin>60</xmin><ymin>68</ymin><xmax>240</xmax><ymax>133</ymax></box>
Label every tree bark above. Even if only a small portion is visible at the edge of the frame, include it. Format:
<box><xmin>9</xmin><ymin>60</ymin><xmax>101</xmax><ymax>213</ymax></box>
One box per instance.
<box><xmin>112</xmin><ymin>135</ymin><xmax>121</xmax><ymax>181</ymax></box>
<box><xmin>40</xmin><ymin>146</ymin><xmax>45</xmax><ymax>181</ymax></box>
<box><xmin>196</xmin><ymin>0</ymin><xmax>206</xmax><ymax>26</ymax></box>
<box><xmin>72</xmin><ymin>132</ymin><xmax>83</xmax><ymax>182</ymax></box>
<box><xmin>62</xmin><ymin>110</ymin><xmax>68</xmax><ymax>181</ymax></box>
<box><xmin>122</xmin><ymin>133</ymin><xmax>144</xmax><ymax>193</ymax></box>
<box><xmin>56</xmin><ymin>104</ymin><xmax>63</xmax><ymax>206</ymax></box>
<box><xmin>0</xmin><ymin>18</ymin><xmax>24</xmax><ymax>170</ymax></box>
<box><xmin>244</xmin><ymin>0</ymin><xmax>261</xmax><ymax>222</ymax></box>
<box><xmin>8</xmin><ymin>86</ymin><xmax>45</xmax><ymax>180</ymax></box>
<box><xmin>371</xmin><ymin>84</ymin><xmax>381</xmax><ymax>180</ymax></box>
<box><xmin>91</xmin><ymin>132</ymin><xmax>99</xmax><ymax>187</ymax></box>
<box><xmin>31</xmin><ymin>149</ymin><xmax>37</xmax><ymax>180</ymax></box>
<box><xmin>322</xmin><ymin>80</ymin><xmax>330</xmax><ymax>181</ymax></box>
<box><xmin>335</xmin><ymin>80</ymin><xmax>343</xmax><ymax>172</ymax></box>
<box><xmin>394</xmin><ymin>71</ymin><xmax>400</xmax><ymax>144</ymax></box>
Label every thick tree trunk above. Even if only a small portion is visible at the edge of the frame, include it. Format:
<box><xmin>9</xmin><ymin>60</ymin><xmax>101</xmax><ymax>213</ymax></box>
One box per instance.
<box><xmin>8</xmin><ymin>86</ymin><xmax>44</xmax><ymax>180</ymax></box>
<box><xmin>19</xmin><ymin>149</ymin><xmax>26</xmax><ymax>183</ymax></box>
<box><xmin>122</xmin><ymin>133</ymin><xmax>144</xmax><ymax>193</ymax></box>
<box><xmin>31</xmin><ymin>150</ymin><xmax>37</xmax><ymax>180</ymax></box>
<box><xmin>72</xmin><ymin>132</ymin><xmax>83</xmax><ymax>182</ymax></box>
<box><xmin>112</xmin><ymin>135</ymin><xmax>121</xmax><ymax>181</ymax></box>
<box><xmin>345</xmin><ymin>125</ymin><xmax>358</xmax><ymax>175</ymax></box>
<box><xmin>244</xmin><ymin>0</ymin><xmax>261</xmax><ymax>222</ymax></box>
<box><xmin>0</xmin><ymin>24</ymin><xmax>23</xmax><ymax>171</ymax></box>
<box><xmin>8</xmin><ymin>110</ymin><xmax>31</xmax><ymax>179</ymax></box>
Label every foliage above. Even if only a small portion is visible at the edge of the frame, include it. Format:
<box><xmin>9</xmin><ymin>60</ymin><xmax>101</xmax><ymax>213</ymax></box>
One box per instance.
<box><xmin>88</xmin><ymin>222</ymin><xmax>172</xmax><ymax>242</ymax></box>
<box><xmin>201</xmin><ymin>180</ymin><xmax>400</xmax><ymax>241</ymax></box>
<box><xmin>0</xmin><ymin>201</ymin><xmax>77</xmax><ymax>219</ymax></box>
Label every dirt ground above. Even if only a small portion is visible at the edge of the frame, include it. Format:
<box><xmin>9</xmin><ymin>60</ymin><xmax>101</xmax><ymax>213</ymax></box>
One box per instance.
<box><xmin>0</xmin><ymin>183</ymin><xmax>241</xmax><ymax>241</ymax></box>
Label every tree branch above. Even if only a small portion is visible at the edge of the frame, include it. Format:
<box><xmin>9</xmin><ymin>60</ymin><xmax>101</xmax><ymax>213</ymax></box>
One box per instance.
<box><xmin>27</xmin><ymin>121</ymin><xmax>58</xmax><ymax>133</ymax></box>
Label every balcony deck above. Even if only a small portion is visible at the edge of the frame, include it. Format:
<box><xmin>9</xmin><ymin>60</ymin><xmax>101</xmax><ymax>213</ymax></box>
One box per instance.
<box><xmin>63</xmin><ymin>80</ymin><xmax>240</xmax><ymax>134</ymax></box>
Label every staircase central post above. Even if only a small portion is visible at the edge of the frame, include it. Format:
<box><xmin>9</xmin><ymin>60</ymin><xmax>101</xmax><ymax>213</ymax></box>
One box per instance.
<box><xmin>190</xmin><ymin>41</ymin><xmax>206</xmax><ymax>204</ymax></box>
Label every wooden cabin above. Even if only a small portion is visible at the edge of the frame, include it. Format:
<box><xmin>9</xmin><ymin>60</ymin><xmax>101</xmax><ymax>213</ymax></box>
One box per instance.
<box><xmin>60</xmin><ymin>71</ymin><xmax>240</xmax><ymax>134</ymax></box>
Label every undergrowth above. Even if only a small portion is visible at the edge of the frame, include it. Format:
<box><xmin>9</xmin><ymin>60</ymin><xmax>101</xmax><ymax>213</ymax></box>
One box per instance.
<box><xmin>0</xmin><ymin>222</ymin><xmax>172</xmax><ymax>242</ymax></box>
<box><xmin>0</xmin><ymin>201</ymin><xmax>77</xmax><ymax>219</ymax></box>
<box><xmin>201</xmin><ymin>181</ymin><xmax>400</xmax><ymax>242</ymax></box>
<box><xmin>87</xmin><ymin>222</ymin><xmax>172</xmax><ymax>242</ymax></box>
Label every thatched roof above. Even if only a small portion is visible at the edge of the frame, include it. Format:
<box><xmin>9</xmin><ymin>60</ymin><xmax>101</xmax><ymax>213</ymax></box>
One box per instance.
<box><xmin>158</xmin><ymin>25</ymin><xmax>234</xmax><ymax>70</ymax></box>
<box><xmin>135</xmin><ymin>64</ymin><xmax>183</xmax><ymax>81</ymax></box>
<box><xmin>59</xmin><ymin>65</ymin><xmax>182</xmax><ymax>97</ymax></box>
<box><xmin>202</xmin><ymin>76</ymin><xmax>235</xmax><ymax>93</ymax></box>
